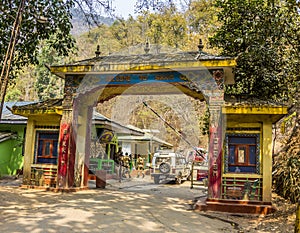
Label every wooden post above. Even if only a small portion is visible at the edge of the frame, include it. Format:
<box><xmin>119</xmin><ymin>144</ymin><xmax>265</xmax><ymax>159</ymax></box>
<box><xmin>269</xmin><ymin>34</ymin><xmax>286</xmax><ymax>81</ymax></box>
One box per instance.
<box><xmin>295</xmin><ymin>199</ymin><xmax>300</xmax><ymax>233</ymax></box>
<box><xmin>190</xmin><ymin>162</ymin><xmax>194</xmax><ymax>189</ymax></box>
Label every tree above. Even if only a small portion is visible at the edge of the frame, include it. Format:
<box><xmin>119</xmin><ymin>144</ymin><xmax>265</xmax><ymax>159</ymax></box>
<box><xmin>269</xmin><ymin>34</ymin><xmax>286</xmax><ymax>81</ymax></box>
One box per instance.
<box><xmin>209</xmin><ymin>0</ymin><xmax>300</xmax><ymax>101</ymax></box>
<box><xmin>0</xmin><ymin>0</ymin><xmax>73</xmax><ymax>116</ymax></box>
<box><xmin>136</xmin><ymin>3</ymin><xmax>187</xmax><ymax>48</ymax></box>
<box><xmin>184</xmin><ymin>0</ymin><xmax>220</xmax><ymax>52</ymax></box>
<box><xmin>273</xmin><ymin>108</ymin><xmax>300</xmax><ymax>203</ymax></box>
<box><xmin>135</xmin><ymin>0</ymin><xmax>191</xmax><ymax>12</ymax></box>
<box><xmin>5</xmin><ymin>65</ymin><xmax>37</xmax><ymax>101</ymax></box>
<box><xmin>0</xmin><ymin>0</ymin><xmax>75</xmax><ymax>70</ymax></box>
<box><xmin>110</xmin><ymin>16</ymin><xmax>144</xmax><ymax>48</ymax></box>
<box><xmin>0</xmin><ymin>0</ymin><xmax>115</xmax><ymax>105</ymax></box>
<box><xmin>34</xmin><ymin>37</ymin><xmax>75</xmax><ymax>101</ymax></box>
<box><xmin>210</xmin><ymin>0</ymin><xmax>300</xmax><ymax>204</ymax></box>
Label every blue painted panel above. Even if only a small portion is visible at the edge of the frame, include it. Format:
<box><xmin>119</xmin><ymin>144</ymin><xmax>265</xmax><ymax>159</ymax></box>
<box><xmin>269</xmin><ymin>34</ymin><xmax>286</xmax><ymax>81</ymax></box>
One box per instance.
<box><xmin>39</xmin><ymin>133</ymin><xmax>59</xmax><ymax>140</ymax></box>
<box><xmin>228</xmin><ymin>166</ymin><xmax>256</xmax><ymax>173</ymax></box>
<box><xmin>229</xmin><ymin>146</ymin><xmax>235</xmax><ymax>164</ymax></box>
<box><xmin>37</xmin><ymin>158</ymin><xmax>57</xmax><ymax>164</ymax></box>
<box><xmin>82</xmin><ymin>69</ymin><xmax>222</xmax><ymax>87</ymax></box>
<box><xmin>228</xmin><ymin>136</ymin><xmax>256</xmax><ymax>144</ymax></box>
<box><xmin>249</xmin><ymin>146</ymin><xmax>256</xmax><ymax>164</ymax></box>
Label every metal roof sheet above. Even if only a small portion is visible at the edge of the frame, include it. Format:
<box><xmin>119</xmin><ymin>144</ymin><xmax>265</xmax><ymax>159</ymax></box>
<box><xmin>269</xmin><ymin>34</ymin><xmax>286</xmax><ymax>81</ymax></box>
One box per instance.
<box><xmin>0</xmin><ymin>102</ymin><xmax>35</xmax><ymax>124</ymax></box>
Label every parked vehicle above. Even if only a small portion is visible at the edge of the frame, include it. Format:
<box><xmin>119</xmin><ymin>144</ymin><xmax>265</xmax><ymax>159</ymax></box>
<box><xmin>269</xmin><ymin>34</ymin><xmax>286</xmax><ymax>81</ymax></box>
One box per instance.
<box><xmin>187</xmin><ymin>148</ymin><xmax>209</xmax><ymax>188</ymax></box>
<box><xmin>151</xmin><ymin>150</ymin><xmax>191</xmax><ymax>184</ymax></box>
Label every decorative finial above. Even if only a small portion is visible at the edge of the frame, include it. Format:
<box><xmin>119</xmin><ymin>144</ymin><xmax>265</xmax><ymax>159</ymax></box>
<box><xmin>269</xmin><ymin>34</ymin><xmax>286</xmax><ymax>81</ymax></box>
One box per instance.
<box><xmin>198</xmin><ymin>39</ymin><xmax>204</xmax><ymax>52</ymax></box>
<box><xmin>95</xmin><ymin>45</ymin><xmax>101</xmax><ymax>57</ymax></box>
<box><xmin>144</xmin><ymin>39</ymin><xmax>150</xmax><ymax>54</ymax></box>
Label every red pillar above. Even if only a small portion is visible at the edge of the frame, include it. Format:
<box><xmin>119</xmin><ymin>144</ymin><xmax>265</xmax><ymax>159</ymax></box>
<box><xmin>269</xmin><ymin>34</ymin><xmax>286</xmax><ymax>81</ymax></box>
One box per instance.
<box><xmin>207</xmin><ymin>97</ymin><xmax>224</xmax><ymax>199</ymax></box>
<box><xmin>208</xmin><ymin>118</ymin><xmax>222</xmax><ymax>198</ymax></box>
<box><xmin>57</xmin><ymin>108</ymin><xmax>76</xmax><ymax>189</ymax></box>
<box><xmin>57</xmin><ymin>123</ymin><xmax>70</xmax><ymax>188</ymax></box>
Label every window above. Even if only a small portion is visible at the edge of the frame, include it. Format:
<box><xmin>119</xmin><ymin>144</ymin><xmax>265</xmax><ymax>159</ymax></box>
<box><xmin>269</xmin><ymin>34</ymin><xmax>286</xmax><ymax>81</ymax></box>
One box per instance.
<box><xmin>35</xmin><ymin>131</ymin><xmax>59</xmax><ymax>164</ymax></box>
<box><xmin>225</xmin><ymin>134</ymin><xmax>260</xmax><ymax>174</ymax></box>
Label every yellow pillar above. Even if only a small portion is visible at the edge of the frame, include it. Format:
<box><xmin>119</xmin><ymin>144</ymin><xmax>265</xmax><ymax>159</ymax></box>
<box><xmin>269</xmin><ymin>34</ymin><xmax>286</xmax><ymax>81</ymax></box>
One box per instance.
<box><xmin>22</xmin><ymin>119</ymin><xmax>35</xmax><ymax>185</ymax></box>
<box><xmin>262</xmin><ymin>121</ymin><xmax>273</xmax><ymax>202</ymax></box>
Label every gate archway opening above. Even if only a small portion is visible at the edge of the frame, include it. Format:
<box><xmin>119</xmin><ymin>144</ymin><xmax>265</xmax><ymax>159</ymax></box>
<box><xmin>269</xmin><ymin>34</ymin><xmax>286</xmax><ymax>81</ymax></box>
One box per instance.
<box><xmin>50</xmin><ymin>44</ymin><xmax>235</xmax><ymax>199</ymax></box>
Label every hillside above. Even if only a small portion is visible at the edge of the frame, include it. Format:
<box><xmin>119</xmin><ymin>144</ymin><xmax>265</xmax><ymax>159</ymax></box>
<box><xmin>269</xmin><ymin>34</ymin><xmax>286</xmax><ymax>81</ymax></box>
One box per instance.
<box><xmin>70</xmin><ymin>8</ymin><xmax>114</xmax><ymax>36</ymax></box>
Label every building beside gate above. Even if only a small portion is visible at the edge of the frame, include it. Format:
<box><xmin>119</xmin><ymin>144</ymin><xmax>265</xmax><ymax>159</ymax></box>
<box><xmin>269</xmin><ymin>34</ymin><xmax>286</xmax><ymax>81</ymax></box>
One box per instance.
<box><xmin>11</xmin><ymin>43</ymin><xmax>287</xmax><ymax>214</ymax></box>
<box><xmin>195</xmin><ymin>96</ymin><xmax>287</xmax><ymax>214</ymax></box>
<box><xmin>0</xmin><ymin>102</ymin><xmax>34</xmax><ymax>176</ymax></box>
<box><xmin>118</xmin><ymin>125</ymin><xmax>173</xmax><ymax>166</ymax></box>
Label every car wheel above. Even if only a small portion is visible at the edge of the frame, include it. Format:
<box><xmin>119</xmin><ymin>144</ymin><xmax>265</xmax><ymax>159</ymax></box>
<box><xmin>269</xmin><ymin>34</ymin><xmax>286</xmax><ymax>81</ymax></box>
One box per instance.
<box><xmin>159</xmin><ymin>162</ymin><xmax>171</xmax><ymax>174</ymax></box>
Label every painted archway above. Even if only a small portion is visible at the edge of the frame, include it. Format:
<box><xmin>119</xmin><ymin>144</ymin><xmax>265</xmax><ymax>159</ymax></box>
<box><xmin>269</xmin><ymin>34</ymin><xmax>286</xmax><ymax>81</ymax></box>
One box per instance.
<box><xmin>13</xmin><ymin>44</ymin><xmax>288</xmax><ymax>214</ymax></box>
<box><xmin>50</xmin><ymin>47</ymin><xmax>236</xmax><ymax>199</ymax></box>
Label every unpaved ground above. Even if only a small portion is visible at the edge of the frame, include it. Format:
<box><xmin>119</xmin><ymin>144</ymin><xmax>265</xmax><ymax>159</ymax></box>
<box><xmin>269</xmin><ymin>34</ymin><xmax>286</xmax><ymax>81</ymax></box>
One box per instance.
<box><xmin>203</xmin><ymin>194</ymin><xmax>297</xmax><ymax>233</ymax></box>
<box><xmin>0</xmin><ymin>176</ymin><xmax>297</xmax><ymax>233</ymax></box>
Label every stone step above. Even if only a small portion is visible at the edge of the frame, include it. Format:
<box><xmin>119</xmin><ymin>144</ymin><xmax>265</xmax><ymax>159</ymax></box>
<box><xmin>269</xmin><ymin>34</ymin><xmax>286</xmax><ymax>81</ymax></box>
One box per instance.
<box><xmin>194</xmin><ymin>199</ymin><xmax>276</xmax><ymax>215</ymax></box>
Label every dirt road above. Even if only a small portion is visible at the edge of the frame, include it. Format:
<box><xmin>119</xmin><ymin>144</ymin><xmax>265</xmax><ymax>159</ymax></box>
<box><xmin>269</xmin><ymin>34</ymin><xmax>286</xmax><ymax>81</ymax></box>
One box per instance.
<box><xmin>0</xmin><ymin>176</ymin><xmax>296</xmax><ymax>233</ymax></box>
<box><xmin>0</xmin><ymin>176</ymin><xmax>237</xmax><ymax>233</ymax></box>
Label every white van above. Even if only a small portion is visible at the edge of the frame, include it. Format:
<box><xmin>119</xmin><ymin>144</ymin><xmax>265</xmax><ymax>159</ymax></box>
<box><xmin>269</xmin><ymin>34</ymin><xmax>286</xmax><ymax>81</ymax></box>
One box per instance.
<box><xmin>151</xmin><ymin>150</ymin><xmax>191</xmax><ymax>184</ymax></box>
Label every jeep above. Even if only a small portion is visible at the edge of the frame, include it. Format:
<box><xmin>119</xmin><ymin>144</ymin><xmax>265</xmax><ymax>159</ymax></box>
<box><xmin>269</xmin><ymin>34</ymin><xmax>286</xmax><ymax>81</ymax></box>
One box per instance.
<box><xmin>150</xmin><ymin>151</ymin><xmax>191</xmax><ymax>184</ymax></box>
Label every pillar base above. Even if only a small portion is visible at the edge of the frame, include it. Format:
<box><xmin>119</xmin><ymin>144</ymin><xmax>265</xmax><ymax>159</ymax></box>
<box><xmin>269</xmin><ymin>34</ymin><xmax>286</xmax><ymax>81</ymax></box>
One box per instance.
<box><xmin>194</xmin><ymin>198</ymin><xmax>276</xmax><ymax>215</ymax></box>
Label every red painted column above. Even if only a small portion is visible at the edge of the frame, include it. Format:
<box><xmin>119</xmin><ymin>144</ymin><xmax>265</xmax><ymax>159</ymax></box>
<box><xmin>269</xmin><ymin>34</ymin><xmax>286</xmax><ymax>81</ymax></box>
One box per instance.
<box><xmin>57</xmin><ymin>110</ymin><xmax>76</xmax><ymax>189</ymax></box>
<box><xmin>207</xmin><ymin>95</ymin><xmax>224</xmax><ymax>199</ymax></box>
<box><xmin>68</xmin><ymin>124</ymin><xmax>76</xmax><ymax>187</ymax></box>
<box><xmin>57</xmin><ymin>123</ymin><xmax>70</xmax><ymax>188</ymax></box>
<box><xmin>57</xmin><ymin>78</ymin><xmax>77</xmax><ymax>189</ymax></box>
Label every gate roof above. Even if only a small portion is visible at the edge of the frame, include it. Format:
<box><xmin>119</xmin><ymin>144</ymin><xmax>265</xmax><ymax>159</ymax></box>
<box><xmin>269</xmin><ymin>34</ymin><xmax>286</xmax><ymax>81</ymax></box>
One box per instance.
<box><xmin>49</xmin><ymin>46</ymin><xmax>236</xmax><ymax>102</ymax></box>
<box><xmin>49</xmin><ymin>46</ymin><xmax>236</xmax><ymax>82</ymax></box>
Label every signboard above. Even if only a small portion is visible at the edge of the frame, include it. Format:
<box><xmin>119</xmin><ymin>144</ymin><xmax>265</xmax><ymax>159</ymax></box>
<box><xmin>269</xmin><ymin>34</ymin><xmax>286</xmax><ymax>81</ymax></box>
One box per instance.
<box><xmin>99</xmin><ymin>130</ymin><xmax>114</xmax><ymax>143</ymax></box>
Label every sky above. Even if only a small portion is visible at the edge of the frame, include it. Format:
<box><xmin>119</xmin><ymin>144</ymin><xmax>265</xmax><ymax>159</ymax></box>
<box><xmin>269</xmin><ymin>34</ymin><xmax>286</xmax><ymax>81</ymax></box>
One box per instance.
<box><xmin>112</xmin><ymin>0</ymin><xmax>137</xmax><ymax>18</ymax></box>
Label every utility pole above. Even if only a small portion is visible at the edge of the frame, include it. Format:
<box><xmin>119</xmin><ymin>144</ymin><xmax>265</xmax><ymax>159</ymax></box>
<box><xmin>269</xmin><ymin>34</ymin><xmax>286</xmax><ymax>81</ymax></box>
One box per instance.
<box><xmin>0</xmin><ymin>0</ymin><xmax>26</xmax><ymax>120</ymax></box>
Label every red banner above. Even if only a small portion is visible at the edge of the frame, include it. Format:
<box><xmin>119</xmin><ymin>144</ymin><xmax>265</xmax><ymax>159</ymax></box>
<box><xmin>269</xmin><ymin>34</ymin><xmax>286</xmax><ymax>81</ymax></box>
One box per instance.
<box><xmin>57</xmin><ymin>123</ymin><xmax>70</xmax><ymax>187</ymax></box>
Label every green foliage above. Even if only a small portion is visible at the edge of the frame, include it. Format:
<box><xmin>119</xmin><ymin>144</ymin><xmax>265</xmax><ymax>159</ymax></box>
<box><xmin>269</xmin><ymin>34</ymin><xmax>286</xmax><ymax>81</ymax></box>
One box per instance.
<box><xmin>6</xmin><ymin>35</ymin><xmax>76</xmax><ymax>101</ymax></box>
<box><xmin>184</xmin><ymin>0</ymin><xmax>220</xmax><ymax>52</ymax></box>
<box><xmin>135</xmin><ymin>5</ymin><xmax>187</xmax><ymax>48</ymax></box>
<box><xmin>5</xmin><ymin>65</ymin><xmax>37</xmax><ymax>101</ymax></box>
<box><xmin>110</xmin><ymin>16</ymin><xmax>144</xmax><ymax>47</ymax></box>
<box><xmin>0</xmin><ymin>0</ymin><xmax>75</xmax><ymax>72</ymax></box>
<box><xmin>34</xmin><ymin>36</ymin><xmax>77</xmax><ymax>101</ymax></box>
<box><xmin>273</xmin><ymin>121</ymin><xmax>300</xmax><ymax>204</ymax></box>
<box><xmin>186</xmin><ymin>0</ymin><xmax>218</xmax><ymax>34</ymax></box>
<box><xmin>5</xmin><ymin>88</ymin><xmax>22</xmax><ymax>101</ymax></box>
<box><xmin>210</xmin><ymin>0</ymin><xmax>300</xmax><ymax>101</ymax></box>
<box><xmin>76</xmin><ymin>2</ymin><xmax>200</xmax><ymax>56</ymax></box>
